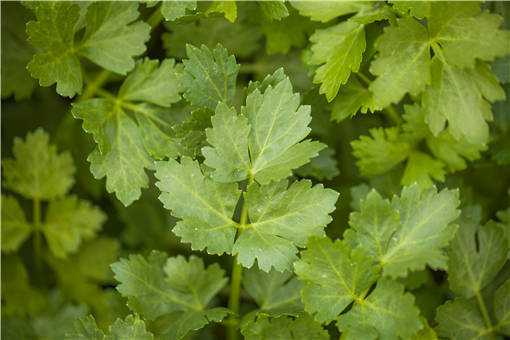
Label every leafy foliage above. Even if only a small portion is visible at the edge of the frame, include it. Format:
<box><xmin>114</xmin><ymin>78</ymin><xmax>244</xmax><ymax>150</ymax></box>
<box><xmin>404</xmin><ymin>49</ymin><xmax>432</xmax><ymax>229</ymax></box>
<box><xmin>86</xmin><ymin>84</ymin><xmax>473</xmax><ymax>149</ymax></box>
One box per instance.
<box><xmin>2</xmin><ymin>1</ymin><xmax>510</xmax><ymax>340</ymax></box>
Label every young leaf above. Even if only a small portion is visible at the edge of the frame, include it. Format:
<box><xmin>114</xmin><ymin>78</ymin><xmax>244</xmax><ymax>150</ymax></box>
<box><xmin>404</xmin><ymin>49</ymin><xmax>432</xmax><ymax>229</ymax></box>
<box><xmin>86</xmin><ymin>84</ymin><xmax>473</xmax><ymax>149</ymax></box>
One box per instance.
<box><xmin>203</xmin><ymin>72</ymin><xmax>325</xmax><ymax>184</ymax></box>
<box><xmin>72</xmin><ymin>58</ymin><xmax>182</xmax><ymax>206</ymax></box>
<box><xmin>26</xmin><ymin>2</ymin><xmax>150</xmax><ymax>97</ymax></box>
<box><xmin>294</xmin><ymin>237</ymin><xmax>379</xmax><ymax>323</ymax></box>
<box><xmin>206</xmin><ymin>1</ymin><xmax>238</xmax><ymax>23</ymax></box>
<box><xmin>111</xmin><ymin>253</ymin><xmax>228</xmax><ymax>339</ymax></box>
<box><xmin>183</xmin><ymin>44</ymin><xmax>239</xmax><ymax>110</ymax></box>
<box><xmin>447</xmin><ymin>206</ymin><xmax>509</xmax><ymax>299</ymax></box>
<box><xmin>308</xmin><ymin>21</ymin><xmax>366</xmax><ymax>102</ymax></box>
<box><xmin>2</xmin><ymin>129</ymin><xmax>75</xmax><ymax>200</ymax></box>
<box><xmin>42</xmin><ymin>196</ymin><xmax>106</xmax><ymax>258</ymax></box>
<box><xmin>345</xmin><ymin>185</ymin><xmax>460</xmax><ymax>278</ymax></box>
<box><xmin>258</xmin><ymin>1</ymin><xmax>289</xmax><ymax>21</ymax></box>
<box><xmin>337</xmin><ymin>279</ymin><xmax>422</xmax><ymax>340</ymax></box>
<box><xmin>1</xmin><ymin>195</ymin><xmax>32</xmax><ymax>253</ymax></box>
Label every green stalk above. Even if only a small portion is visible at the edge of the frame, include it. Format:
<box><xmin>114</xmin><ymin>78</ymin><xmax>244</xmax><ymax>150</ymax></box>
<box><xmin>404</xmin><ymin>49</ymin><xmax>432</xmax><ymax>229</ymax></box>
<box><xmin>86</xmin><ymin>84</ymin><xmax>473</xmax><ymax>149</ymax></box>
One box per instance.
<box><xmin>475</xmin><ymin>290</ymin><xmax>495</xmax><ymax>337</ymax></box>
<box><xmin>81</xmin><ymin>69</ymin><xmax>111</xmax><ymax>101</ymax></box>
<box><xmin>147</xmin><ymin>5</ymin><xmax>164</xmax><ymax>29</ymax></box>
<box><xmin>33</xmin><ymin>197</ymin><xmax>42</xmax><ymax>271</ymax></box>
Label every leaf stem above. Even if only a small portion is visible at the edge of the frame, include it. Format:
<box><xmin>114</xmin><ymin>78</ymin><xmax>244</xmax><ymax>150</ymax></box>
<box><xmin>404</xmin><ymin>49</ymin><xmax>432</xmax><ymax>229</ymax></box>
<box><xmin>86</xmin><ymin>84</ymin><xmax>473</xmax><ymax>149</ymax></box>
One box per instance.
<box><xmin>383</xmin><ymin>105</ymin><xmax>402</xmax><ymax>125</ymax></box>
<box><xmin>475</xmin><ymin>290</ymin><xmax>494</xmax><ymax>335</ymax></box>
<box><xmin>32</xmin><ymin>197</ymin><xmax>42</xmax><ymax>272</ymax></box>
<box><xmin>227</xmin><ymin>175</ymin><xmax>253</xmax><ymax>340</ymax></box>
<box><xmin>81</xmin><ymin>69</ymin><xmax>111</xmax><ymax>101</ymax></box>
<box><xmin>147</xmin><ymin>5</ymin><xmax>164</xmax><ymax>29</ymax></box>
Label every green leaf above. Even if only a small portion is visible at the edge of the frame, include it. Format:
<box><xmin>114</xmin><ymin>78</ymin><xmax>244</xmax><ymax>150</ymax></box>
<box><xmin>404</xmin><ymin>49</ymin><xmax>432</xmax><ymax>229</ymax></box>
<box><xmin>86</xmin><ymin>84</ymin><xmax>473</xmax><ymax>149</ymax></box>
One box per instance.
<box><xmin>183</xmin><ymin>44</ymin><xmax>240</xmax><ymax>110</ymax></box>
<box><xmin>447</xmin><ymin>206</ymin><xmax>509</xmax><ymax>299</ymax></box>
<box><xmin>161</xmin><ymin>1</ymin><xmax>197</xmax><ymax>21</ymax></box>
<box><xmin>206</xmin><ymin>1</ymin><xmax>237</xmax><ymax>23</ymax></box>
<box><xmin>1</xmin><ymin>2</ymin><xmax>36</xmax><ymax>100</ymax></box>
<box><xmin>295</xmin><ymin>147</ymin><xmax>340</xmax><ymax>181</ymax></box>
<box><xmin>26</xmin><ymin>2</ymin><xmax>150</xmax><ymax>97</ymax></box>
<box><xmin>241</xmin><ymin>314</ymin><xmax>328</xmax><ymax>340</ymax></box>
<box><xmin>1</xmin><ymin>195</ymin><xmax>32</xmax><ymax>253</ymax></box>
<box><xmin>351</xmin><ymin>127</ymin><xmax>411</xmax><ymax>177</ymax></box>
<box><xmin>154</xmin><ymin>157</ymin><xmax>239</xmax><ymax>255</ymax></box>
<box><xmin>294</xmin><ymin>237</ymin><xmax>379</xmax><ymax>323</ymax></box>
<box><xmin>243</xmin><ymin>266</ymin><xmax>303</xmax><ymax>317</ymax></box>
<box><xmin>337</xmin><ymin>279</ymin><xmax>422</xmax><ymax>340</ymax></box>
<box><xmin>401</xmin><ymin>151</ymin><xmax>445</xmax><ymax>188</ymax></box>
<box><xmin>390</xmin><ymin>1</ymin><xmax>431</xmax><ymax>19</ymax></box>
<box><xmin>48</xmin><ymin>238</ymin><xmax>121</xmax><ymax>324</ymax></box>
<box><xmin>1</xmin><ymin>256</ymin><xmax>46</xmax><ymax>317</ymax></box>
<box><xmin>308</xmin><ymin>21</ymin><xmax>366</xmax><ymax>102</ymax></box>
<box><xmin>346</xmin><ymin>185</ymin><xmax>460</xmax><ymax>278</ymax></box>
<box><xmin>258</xmin><ymin>1</ymin><xmax>289</xmax><ymax>21</ymax></box>
<box><xmin>72</xmin><ymin>58</ymin><xmax>182</xmax><ymax>206</ymax></box>
<box><xmin>2</xmin><ymin>128</ymin><xmax>75</xmax><ymax>200</ymax></box>
<box><xmin>118</xmin><ymin>58</ymin><xmax>182</xmax><ymax>107</ymax></box>
<box><xmin>111</xmin><ymin>253</ymin><xmax>227</xmax><ymax>339</ymax></box>
<box><xmin>330</xmin><ymin>77</ymin><xmax>371</xmax><ymax>122</ymax></box>
<box><xmin>369</xmin><ymin>17</ymin><xmax>431</xmax><ymax>109</ymax></box>
<box><xmin>436</xmin><ymin>299</ymin><xmax>489</xmax><ymax>340</ymax></box>
<box><xmin>204</xmin><ymin>72</ymin><xmax>324</xmax><ymax>184</ymax></box>
<box><xmin>67</xmin><ymin>314</ymin><xmax>153</xmax><ymax>340</ymax></box>
<box><xmin>42</xmin><ymin>196</ymin><xmax>106</xmax><ymax>258</ymax></box>
<box><xmin>235</xmin><ymin>180</ymin><xmax>338</xmax><ymax>271</ymax></box>
<box><xmin>422</xmin><ymin>58</ymin><xmax>495</xmax><ymax>146</ymax></box>
<box><xmin>291</xmin><ymin>1</ymin><xmax>370</xmax><ymax>22</ymax></box>
<box><xmin>494</xmin><ymin>279</ymin><xmax>510</xmax><ymax>335</ymax></box>
<box><xmin>430</xmin><ymin>10</ymin><xmax>510</xmax><ymax>68</ymax></box>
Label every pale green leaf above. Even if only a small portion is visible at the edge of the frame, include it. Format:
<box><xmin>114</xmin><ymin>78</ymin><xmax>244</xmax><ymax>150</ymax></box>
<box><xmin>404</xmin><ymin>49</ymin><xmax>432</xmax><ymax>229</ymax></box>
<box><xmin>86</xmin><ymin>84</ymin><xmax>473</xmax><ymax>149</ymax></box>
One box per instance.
<box><xmin>183</xmin><ymin>44</ymin><xmax>239</xmax><ymax>110</ymax></box>
<box><xmin>234</xmin><ymin>180</ymin><xmax>338</xmax><ymax>271</ymax></box>
<box><xmin>154</xmin><ymin>157</ymin><xmax>239</xmax><ymax>255</ymax></box>
<box><xmin>309</xmin><ymin>21</ymin><xmax>366</xmax><ymax>101</ymax></box>
<box><xmin>369</xmin><ymin>17</ymin><xmax>431</xmax><ymax>109</ymax></box>
<box><xmin>390</xmin><ymin>1</ymin><xmax>431</xmax><ymax>19</ymax></box>
<box><xmin>1</xmin><ymin>195</ymin><xmax>32</xmax><ymax>253</ymax></box>
<box><xmin>2</xmin><ymin>128</ymin><xmax>75</xmax><ymax>200</ymax></box>
<box><xmin>294</xmin><ymin>237</ymin><xmax>379</xmax><ymax>323</ymax></box>
<box><xmin>161</xmin><ymin>1</ymin><xmax>197</xmax><ymax>21</ymax></box>
<box><xmin>447</xmin><ymin>206</ymin><xmax>509</xmax><ymax>299</ymax></box>
<box><xmin>337</xmin><ymin>279</ymin><xmax>422</xmax><ymax>340</ymax></box>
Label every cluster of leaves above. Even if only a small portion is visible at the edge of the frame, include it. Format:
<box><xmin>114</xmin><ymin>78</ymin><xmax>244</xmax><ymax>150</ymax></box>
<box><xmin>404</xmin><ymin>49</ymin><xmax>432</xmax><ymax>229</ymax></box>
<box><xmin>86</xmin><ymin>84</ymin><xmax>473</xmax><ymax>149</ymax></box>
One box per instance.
<box><xmin>2</xmin><ymin>1</ymin><xmax>510</xmax><ymax>340</ymax></box>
